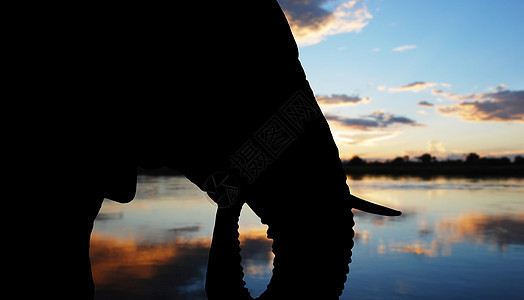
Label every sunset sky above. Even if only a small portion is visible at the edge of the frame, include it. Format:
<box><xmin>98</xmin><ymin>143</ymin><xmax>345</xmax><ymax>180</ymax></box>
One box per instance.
<box><xmin>278</xmin><ymin>0</ymin><xmax>524</xmax><ymax>160</ymax></box>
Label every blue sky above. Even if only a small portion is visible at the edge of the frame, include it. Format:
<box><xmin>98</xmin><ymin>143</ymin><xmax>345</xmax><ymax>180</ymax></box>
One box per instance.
<box><xmin>278</xmin><ymin>0</ymin><xmax>524</xmax><ymax>160</ymax></box>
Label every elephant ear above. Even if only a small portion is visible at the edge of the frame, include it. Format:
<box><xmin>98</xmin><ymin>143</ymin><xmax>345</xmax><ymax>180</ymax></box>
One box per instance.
<box><xmin>350</xmin><ymin>194</ymin><xmax>402</xmax><ymax>216</ymax></box>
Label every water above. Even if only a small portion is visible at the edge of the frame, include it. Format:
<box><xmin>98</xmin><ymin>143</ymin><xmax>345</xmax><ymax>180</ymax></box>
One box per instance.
<box><xmin>91</xmin><ymin>175</ymin><xmax>524</xmax><ymax>299</ymax></box>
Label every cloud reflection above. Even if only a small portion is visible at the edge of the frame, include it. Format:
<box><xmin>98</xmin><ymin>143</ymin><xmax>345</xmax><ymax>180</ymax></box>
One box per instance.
<box><xmin>91</xmin><ymin>229</ymin><xmax>274</xmax><ymax>299</ymax></box>
<box><xmin>390</xmin><ymin>240</ymin><xmax>449</xmax><ymax>258</ymax></box>
<box><xmin>437</xmin><ymin>212</ymin><xmax>524</xmax><ymax>250</ymax></box>
<box><xmin>91</xmin><ymin>233</ymin><xmax>210</xmax><ymax>299</ymax></box>
<box><xmin>386</xmin><ymin>212</ymin><xmax>524</xmax><ymax>258</ymax></box>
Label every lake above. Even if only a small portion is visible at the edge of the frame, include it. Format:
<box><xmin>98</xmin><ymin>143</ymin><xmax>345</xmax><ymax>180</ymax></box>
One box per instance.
<box><xmin>91</xmin><ymin>175</ymin><xmax>524</xmax><ymax>299</ymax></box>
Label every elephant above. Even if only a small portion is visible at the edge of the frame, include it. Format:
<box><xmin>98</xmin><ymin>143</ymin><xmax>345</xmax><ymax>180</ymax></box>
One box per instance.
<box><xmin>30</xmin><ymin>1</ymin><xmax>400</xmax><ymax>298</ymax></box>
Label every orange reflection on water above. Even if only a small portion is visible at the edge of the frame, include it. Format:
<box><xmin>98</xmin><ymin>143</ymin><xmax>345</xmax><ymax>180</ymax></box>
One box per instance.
<box><xmin>390</xmin><ymin>239</ymin><xmax>448</xmax><ymax>257</ymax></box>
<box><xmin>386</xmin><ymin>211</ymin><xmax>524</xmax><ymax>257</ymax></box>
<box><xmin>91</xmin><ymin>228</ymin><xmax>274</xmax><ymax>291</ymax></box>
<box><xmin>91</xmin><ymin>233</ymin><xmax>211</xmax><ymax>289</ymax></box>
<box><xmin>238</xmin><ymin>227</ymin><xmax>270</xmax><ymax>242</ymax></box>
<box><xmin>437</xmin><ymin>212</ymin><xmax>524</xmax><ymax>250</ymax></box>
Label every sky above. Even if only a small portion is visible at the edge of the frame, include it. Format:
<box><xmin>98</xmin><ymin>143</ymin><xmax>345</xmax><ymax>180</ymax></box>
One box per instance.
<box><xmin>277</xmin><ymin>0</ymin><xmax>524</xmax><ymax>161</ymax></box>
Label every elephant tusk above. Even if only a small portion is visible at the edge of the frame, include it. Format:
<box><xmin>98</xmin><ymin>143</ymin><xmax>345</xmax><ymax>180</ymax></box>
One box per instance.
<box><xmin>350</xmin><ymin>194</ymin><xmax>402</xmax><ymax>216</ymax></box>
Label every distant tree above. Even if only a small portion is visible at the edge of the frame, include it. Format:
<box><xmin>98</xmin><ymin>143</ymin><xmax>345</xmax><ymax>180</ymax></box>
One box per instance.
<box><xmin>500</xmin><ymin>157</ymin><xmax>511</xmax><ymax>165</ymax></box>
<box><xmin>466</xmin><ymin>153</ymin><xmax>480</xmax><ymax>163</ymax></box>
<box><xmin>514</xmin><ymin>156</ymin><xmax>524</xmax><ymax>165</ymax></box>
<box><xmin>392</xmin><ymin>156</ymin><xmax>405</xmax><ymax>164</ymax></box>
<box><xmin>349</xmin><ymin>155</ymin><xmax>366</xmax><ymax>165</ymax></box>
<box><xmin>418</xmin><ymin>153</ymin><xmax>432</xmax><ymax>164</ymax></box>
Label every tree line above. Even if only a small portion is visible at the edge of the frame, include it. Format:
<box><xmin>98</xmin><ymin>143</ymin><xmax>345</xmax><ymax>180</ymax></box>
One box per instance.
<box><xmin>345</xmin><ymin>153</ymin><xmax>524</xmax><ymax>165</ymax></box>
<box><xmin>341</xmin><ymin>153</ymin><xmax>524</xmax><ymax>177</ymax></box>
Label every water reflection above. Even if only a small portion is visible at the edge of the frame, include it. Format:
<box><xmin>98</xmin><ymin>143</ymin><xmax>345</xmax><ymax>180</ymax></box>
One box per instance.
<box><xmin>91</xmin><ymin>232</ymin><xmax>210</xmax><ymax>299</ymax></box>
<box><xmin>91</xmin><ymin>175</ymin><xmax>524</xmax><ymax>299</ymax></box>
<box><xmin>357</xmin><ymin>212</ymin><xmax>524</xmax><ymax>259</ymax></box>
<box><xmin>438</xmin><ymin>212</ymin><xmax>524</xmax><ymax>249</ymax></box>
<box><xmin>92</xmin><ymin>228</ymin><xmax>273</xmax><ymax>299</ymax></box>
<box><xmin>344</xmin><ymin>176</ymin><xmax>524</xmax><ymax>299</ymax></box>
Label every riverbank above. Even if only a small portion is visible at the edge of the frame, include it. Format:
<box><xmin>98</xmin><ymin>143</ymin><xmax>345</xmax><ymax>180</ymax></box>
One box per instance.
<box><xmin>137</xmin><ymin>163</ymin><xmax>524</xmax><ymax>178</ymax></box>
<box><xmin>341</xmin><ymin>162</ymin><xmax>524</xmax><ymax>178</ymax></box>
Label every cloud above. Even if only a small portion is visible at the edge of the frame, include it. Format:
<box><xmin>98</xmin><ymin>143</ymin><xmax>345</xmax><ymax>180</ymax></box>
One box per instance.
<box><xmin>436</xmin><ymin>89</ymin><xmax>524</xmax><ymax>122</ymax></box>
<box><xmin>377</xmin><ymin>85</ymin><xmax>387</xmax><ymax>91</ymax></box>
<box><xmin>331</xmin><ymin>129</ymin><xmax>401</xmax><ymax>145</ymax></box>
<box><xmin>431</xmin><ymin>89</ymin><xmax>478</xmax><ymax>102</ymax></box>
<box><xmin>427</xmin><ymin>140</ymin><xmax>446</xmax><ymax>154</ymax></box>
<box><xmin>316</xmin><ymin>94</ymin><xmax>370</xmax><ymax>106</ymax></box>
<box><xmin>389</xmin><ymin>81</ymin><xmax>438</xmax><ymax>93</ymax></box>
<box><xmin>278</xmin><ymin>0</ymin><xmax>373</xmax><ymax>46</ymax></box>
<box><xmin>326</xmin><ymin>111</ymin><xmax>423</xmax><ymax>131</ymax></box>
<box><xmin>418</xmin><ymin>101</ymin><xmax>434</xmax><ymax>107</ymax></box>
<box><xmin>392</xmin><ymin>45</ymin><xmax>417</xmax><ymax>52</ymax></box>
<box><xmin>325</xmin><ymin>111</ymin><xmax>423</xmax><ymax>145</ymax></box>
<box><xmin>488</xmin><ymin>84</ymin><xmax>508</xmax><ymax>93</ymax></box>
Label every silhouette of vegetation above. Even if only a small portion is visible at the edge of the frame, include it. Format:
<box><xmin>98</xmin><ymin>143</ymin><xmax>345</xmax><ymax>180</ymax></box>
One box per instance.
<box><xmin>342</xmin><ymin>153</ymin><xmax>524</xmax><ymax>177</ymax></box>
<box><xmin>138</xmin><ymin>154</ymin><xmax>524</xmax><ymax>178</ymax></box>
<box><xmin>466</xmin><ymin>152</ymin><xmax>480</xmax><ymax>163</ymax></box>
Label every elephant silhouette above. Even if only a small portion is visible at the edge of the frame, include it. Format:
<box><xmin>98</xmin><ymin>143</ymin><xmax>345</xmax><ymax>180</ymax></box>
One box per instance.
<box><xmin>29</xmin><ymin>1</ymin><xmax>400</xmax><ymax>299</ymax></box>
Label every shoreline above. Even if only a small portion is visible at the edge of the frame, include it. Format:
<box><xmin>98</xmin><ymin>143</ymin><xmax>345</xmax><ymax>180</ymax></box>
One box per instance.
<box><xmin>341</xmin><ymin>162</ymin><xmax>524</xmax><ymax>178</ymax></box>
<box><xmin>137</xmin><ymin>164</ymin><xmax>524</xmax><ymax>178</ymax></box>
